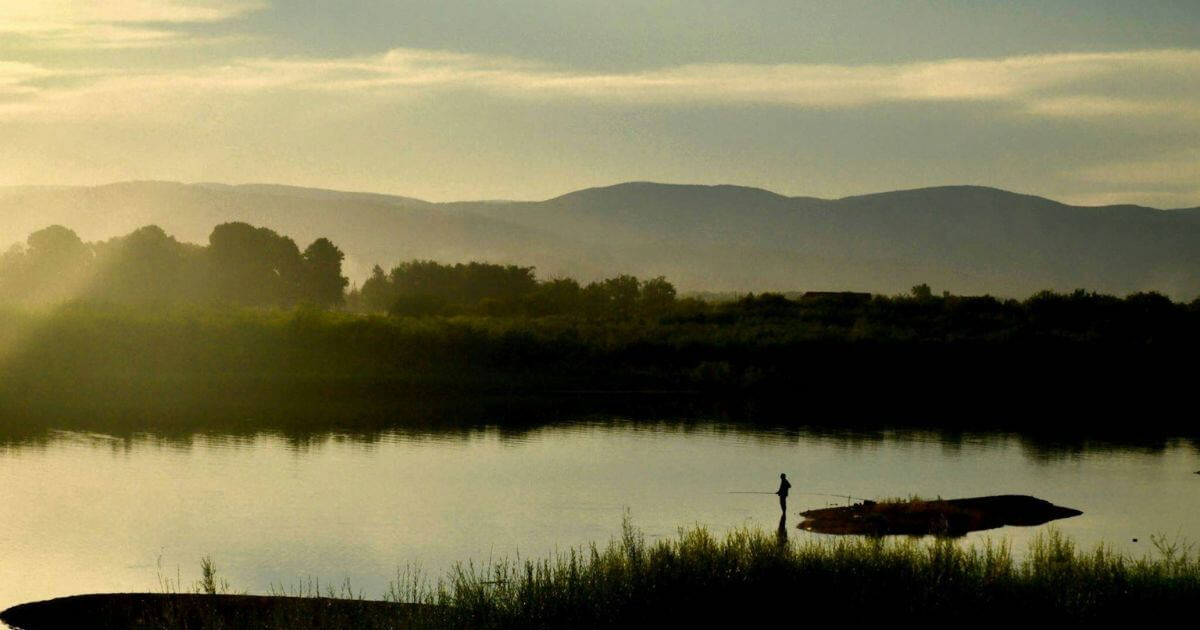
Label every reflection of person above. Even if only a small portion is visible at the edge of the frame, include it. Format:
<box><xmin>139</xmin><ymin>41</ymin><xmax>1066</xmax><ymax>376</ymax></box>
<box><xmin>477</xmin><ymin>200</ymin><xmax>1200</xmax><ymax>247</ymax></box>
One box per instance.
<box><xmin>776</xmin><ymin>513</ymin><xmax>788</xmax><ymax>546</ymax></box>
<box><xmin>776</xmin><ymin>473</ymin><xmax>791</xmax><ymax>513</ymax></box>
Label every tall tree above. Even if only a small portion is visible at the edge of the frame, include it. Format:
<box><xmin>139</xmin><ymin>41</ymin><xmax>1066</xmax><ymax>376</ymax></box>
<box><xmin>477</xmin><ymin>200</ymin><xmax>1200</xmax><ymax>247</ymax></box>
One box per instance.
<box><xmin>639</xmin><ymin>276</ymin><xmax>677</xmax><ymax>315</ymax></box>
<box><xmin>19</xmin><ymin>225</ymin><xmax>93</xmax><ymax>303</ymax></box>
<box><xmin>301</xmin><ymin>238</ymin><xmax>349</xmax><ymax>307</ymax></box>
<box><xmin>87</xmin><ymin>225</ymin><xmax>198</xmax><ymax>304</ymax></box>
<box><xmin>359</xmin><ymin>265</ymin><xmax>394</xmax><ymax>312</ymax></box>
<box><xmin>207</xmin><ymin>222</ymin><xmax>303</xmax><ymax>306</ymax></box>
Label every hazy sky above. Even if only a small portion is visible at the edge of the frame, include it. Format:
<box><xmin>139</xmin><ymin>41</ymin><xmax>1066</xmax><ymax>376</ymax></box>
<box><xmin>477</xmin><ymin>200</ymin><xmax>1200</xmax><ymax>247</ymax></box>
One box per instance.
<box><xmin>1</xmin><ymin>1</ymin><xmax>1197</xmax><ymax>206</ymax></box>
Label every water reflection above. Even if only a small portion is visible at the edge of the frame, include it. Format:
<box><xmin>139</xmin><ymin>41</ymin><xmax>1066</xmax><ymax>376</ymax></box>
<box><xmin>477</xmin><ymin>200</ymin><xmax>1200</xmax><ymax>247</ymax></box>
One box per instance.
<box><xmin>1</xmin><ymin>408</ymin><xmax>1198</xmax><ymax>613</ymax></box>
<box><xmin>3</xmin><ymin>394</ymin><xmax>1198</xmax><ymax>455</ymax></box>
<box><xmin>5</xmin><ymin>421</ymin><xmax>1199</xmax><ymax>464</ymax></box>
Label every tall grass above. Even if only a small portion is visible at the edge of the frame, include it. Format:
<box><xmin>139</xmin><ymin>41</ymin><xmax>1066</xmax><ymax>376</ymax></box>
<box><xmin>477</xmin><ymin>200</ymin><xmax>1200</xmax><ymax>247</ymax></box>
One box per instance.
<box><xmin>5</xmin><ymin>524</ymin><xmax>1196</xmax><ymax>629</ymax></box>
<box><xmin>384</xmin><ymin>520</ymin><xmax>1200</xmax><ymax>628</ymax></box>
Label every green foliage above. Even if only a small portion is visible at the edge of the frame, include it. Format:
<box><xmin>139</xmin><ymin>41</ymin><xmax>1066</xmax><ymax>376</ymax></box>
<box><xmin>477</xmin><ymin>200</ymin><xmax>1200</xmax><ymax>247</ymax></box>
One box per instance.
<box><xmin>196</xmin><ymin>556</ymin><xmax>230</xmax><ymax>596</ymax></box>
<box><xmin>2</xmin><ymin>284</ymin><xmax>1199</xmax><ymax>437</ymax></box>
<box><xmin>300</xmin><ymin>238</ymin><xmax>348</xmax><ymax>307</ymax></box>
<box><xmin>0</xmin><ymin>223</ymin><xmax>348</xmax><ymax>309</ymax></box>
<box><xmin>348</xmin><ymin>261</ymin><xmax>679</xmax><ymax>319</ymax></box>
<box><xmin>1</xmin><ymin>225</ymin><xmax>92</xmax><ymax>303</ymax></box>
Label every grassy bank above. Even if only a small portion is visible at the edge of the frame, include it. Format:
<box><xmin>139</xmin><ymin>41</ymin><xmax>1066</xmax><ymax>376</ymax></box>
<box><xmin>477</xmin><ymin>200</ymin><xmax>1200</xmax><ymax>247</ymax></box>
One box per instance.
<box><xmin>2</xmin><ymin>300</ymin><xmax>1199</xmax><ymax>437</ymax></box>
<box><xmin>427</xmin><ymin>523</ymin><xmax>1200</xmax><ymax>627</ymax></box>
<box><xmin>5</xmin><ymin>524</ymin><xmax>1197</xmax><ymax>628</ymax></box>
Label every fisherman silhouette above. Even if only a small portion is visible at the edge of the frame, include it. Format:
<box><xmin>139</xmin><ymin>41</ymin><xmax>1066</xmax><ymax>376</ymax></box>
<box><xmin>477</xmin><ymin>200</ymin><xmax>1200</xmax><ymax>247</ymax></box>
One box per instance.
<box><xmin>776</xmin><ymin>473</ymin><xmax>791</xmax><ymax>513</ymax></box>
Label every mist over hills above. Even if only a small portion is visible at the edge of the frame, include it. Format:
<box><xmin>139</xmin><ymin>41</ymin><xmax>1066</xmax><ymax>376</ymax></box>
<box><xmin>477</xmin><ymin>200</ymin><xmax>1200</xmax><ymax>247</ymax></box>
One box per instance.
<box><xmin>2</xmin><ymin>181</ymin><xmax>1198</xmax><ymax>298</ymax></box>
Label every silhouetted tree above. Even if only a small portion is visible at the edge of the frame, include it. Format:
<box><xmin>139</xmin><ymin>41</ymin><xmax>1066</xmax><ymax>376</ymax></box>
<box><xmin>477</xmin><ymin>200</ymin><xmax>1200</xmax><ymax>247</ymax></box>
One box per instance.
<box><xmin>527</xmin><ymin>277</ymin><xmax>582</xmax><ymax>316</ymax></box>
<box><xmin>8</xmin><ymin>225</ymin><xmax>93</xmax><ymax>302</ymax></box>
<box><xmin>639</xmin><ymin>276</ymin><xmax>677</xmax><ymax>315</ymax></box>
<box><xmin>378</xmin><ymin>260</ymin><xmax>538</xmax><ymax>315</ymax></box>
<box><xmin>301</xmin><ymin>238</ymin><xmax>348</xmax><ymax>307</ymax></box>
<box><xmin>0</xmin><ymin>222</ymin><xmax>349</xmax><ymax>308</ymax></box>
<box><xmin>87</xmin><ymin>225</ymin><xmax>198</xmax><ymax>304</ymax></box>
<box><xmin>0</xmin><ymin>243</ymin><xmax>28</xmax><ymax>301</ymax></box>
<box><xmin>359</xmin><ymin>265</ymin><xmax>394</xmax><ymax>312</ymax></box>
<box><xmin>584</xmin><ymin>274</ymin><xmax>641</xmax><ymax>319</ymax></box>
<box><xmin>910</xmin><ymin>283</ymin><xmax>933</xmax><ymax>301</ymax></box>
<box><xmin>207</xmin><ymin>222</ymin><xmax>303</xmax><ymax>306</ymax></box>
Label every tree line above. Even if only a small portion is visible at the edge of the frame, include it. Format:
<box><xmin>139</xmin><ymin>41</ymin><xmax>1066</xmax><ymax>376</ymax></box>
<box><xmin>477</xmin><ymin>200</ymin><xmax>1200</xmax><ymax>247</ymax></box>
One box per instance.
<box><xmin>0</xmin><ymin>222</ymin><xmax>682</xmax><ymax>317</ymax></box>
<box><xmin>351</xmin><ymin>261</ymin><xmax>678</xmax><ymax>318</ymax></box>
<box><xmin>4</xmin><ymin>221</ymin><xmax>1200</xmax><ymax>339</ymax></box>
<box><xmin>0</xmin><ymin>223</ymin><xmax>347</xmax><ymax>307</ymax></box>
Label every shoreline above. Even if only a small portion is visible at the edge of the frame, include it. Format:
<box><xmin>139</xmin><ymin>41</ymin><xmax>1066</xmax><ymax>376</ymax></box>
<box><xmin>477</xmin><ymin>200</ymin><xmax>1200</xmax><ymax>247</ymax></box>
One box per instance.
<box><xmin>5</xmin><ymin>525</ymin><xmax>1198</xmax><ymax>628</ymax></box>
<box><xmin>0</xmin><ymin>594</ymin><xmax>428</xmax><ymax>630</ymax></box>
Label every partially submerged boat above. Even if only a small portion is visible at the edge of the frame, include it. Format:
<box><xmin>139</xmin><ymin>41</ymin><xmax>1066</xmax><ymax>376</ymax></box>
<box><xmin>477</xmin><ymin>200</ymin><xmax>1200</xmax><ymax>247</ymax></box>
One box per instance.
<box><xmin>799</xmin><ymin>494</ymin><xmax>1082</xmax><ymax>537</ymax></box>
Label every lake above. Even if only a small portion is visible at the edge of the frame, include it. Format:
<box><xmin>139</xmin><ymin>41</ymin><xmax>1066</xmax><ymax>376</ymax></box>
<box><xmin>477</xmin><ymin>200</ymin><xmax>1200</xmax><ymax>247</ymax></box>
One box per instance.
<box><xmin>2</xmin><ymin>419</ymin><xmax>1197</xmax><ymax>612</ymax></box>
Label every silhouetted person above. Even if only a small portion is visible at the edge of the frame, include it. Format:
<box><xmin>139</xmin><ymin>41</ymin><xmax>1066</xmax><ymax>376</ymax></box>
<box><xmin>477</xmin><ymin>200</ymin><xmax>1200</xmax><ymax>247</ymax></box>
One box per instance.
<box><xmin>776</xmin><ymin>473</ymin><xmax>791</xmax><ymax>513</ymax></box>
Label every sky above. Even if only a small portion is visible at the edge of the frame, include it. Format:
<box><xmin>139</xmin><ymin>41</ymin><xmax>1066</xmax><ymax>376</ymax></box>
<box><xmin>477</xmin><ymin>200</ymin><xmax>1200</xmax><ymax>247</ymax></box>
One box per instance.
<box><xmin>0</xmin><ymin>0</ymin><xmax>1197</xmax><ymax>206</ymax></box>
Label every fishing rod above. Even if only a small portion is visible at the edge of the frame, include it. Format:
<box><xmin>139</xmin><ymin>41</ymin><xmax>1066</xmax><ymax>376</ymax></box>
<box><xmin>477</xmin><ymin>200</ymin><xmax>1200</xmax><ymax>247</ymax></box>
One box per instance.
<box><xmin>727</xmin><ymin>490</ymin><xmax>873</xmax><ymax>503</ymax></box>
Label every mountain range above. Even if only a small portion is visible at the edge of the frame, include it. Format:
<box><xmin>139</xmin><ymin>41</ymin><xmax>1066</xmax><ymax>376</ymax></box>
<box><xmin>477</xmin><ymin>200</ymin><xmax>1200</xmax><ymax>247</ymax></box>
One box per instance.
<box><xmin>2</xmin><ymin>181</ymin><xmax>1197</xmax><ymax>298</ymax></box>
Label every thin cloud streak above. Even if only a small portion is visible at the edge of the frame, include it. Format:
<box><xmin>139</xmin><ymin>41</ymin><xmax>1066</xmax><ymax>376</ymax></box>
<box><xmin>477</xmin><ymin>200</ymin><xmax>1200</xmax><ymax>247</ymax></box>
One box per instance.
<box><xmin>1025</xmin><ymin>96</ymin><xmax>1193</xmax><ymax>118</ymax></box>
<box><xmin>2</xmin><ymin>44</ymin><xmax>1196</xmax><ymax>207</ymax></box>
<box><xmin>199</xmin><ymin>48</ymin><xmax>1199</xmax><ymax>112</ymax></box>
<box><xmin>7</xmin><ymin>46</ymin><xmax>1197</xmax><ymax>115</ymax></box>
<box><xmin>0</xmin><ymin>0</ymin><xmax>265</xmax><ymax>49</ymax></box>
<box><xmin>1072</xmin><ymin>151</ymin><xmax>1200</xmax><ymax>187</ymax></box>
<box><xmin>0</xmin><ymin>0</ymin><xmax>265</xmax><ymax>24</ymax></box>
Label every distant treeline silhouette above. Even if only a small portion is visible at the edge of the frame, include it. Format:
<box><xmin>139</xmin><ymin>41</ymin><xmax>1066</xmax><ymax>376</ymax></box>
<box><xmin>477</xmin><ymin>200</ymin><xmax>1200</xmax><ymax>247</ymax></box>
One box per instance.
<box><xmin>2</xmin><ymin>285</ymin><xmax>1199</xmax><ymax>437</ymax></box>
<box><xmin>4</xmin><ymin>222</ymin><xmax>1200</xmax><ymax>437</ymax></box>
<box><xmin>0</xmin><ymin>223</ymin><xmax>347</xmax><ymax>307</ymax></box>
<box><xmin>353</xmin><ymin>261</ymin><xmax>677</xmax><ymax>317</ymax></box>
<box><xmin>6</xmin><ymin>222</ymin><xmax>1200</xmax><ymax>330</ymax></box>
<box><xmin>0</xmin><ymin>223</ymin><xmax>683</xmax><ymax>318</ymax></box>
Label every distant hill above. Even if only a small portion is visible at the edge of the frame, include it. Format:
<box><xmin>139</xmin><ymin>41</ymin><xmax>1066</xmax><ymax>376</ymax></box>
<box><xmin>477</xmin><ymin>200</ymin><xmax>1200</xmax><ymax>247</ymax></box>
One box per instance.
<box><xmin>2</xmin><ymin>181</ymin><xmax>1198</xmax><ymax>298</ymax></box>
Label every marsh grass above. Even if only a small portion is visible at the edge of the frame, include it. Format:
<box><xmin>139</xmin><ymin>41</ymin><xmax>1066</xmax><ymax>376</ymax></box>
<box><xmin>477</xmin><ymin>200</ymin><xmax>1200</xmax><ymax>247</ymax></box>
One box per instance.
<box><xmin>3</xmin><ymin>302</ymin><xmax>1198</xmax><ymax>440</ymax></box>
<box><xmin>362</xmin><ymin>519</ymin><xmax>1200</xmax><ymax>628</ymax></box>
<box><xmin>5</xmin><ymin>522</ymin><xmax>1199</xmax><ymax>629</ymax></box>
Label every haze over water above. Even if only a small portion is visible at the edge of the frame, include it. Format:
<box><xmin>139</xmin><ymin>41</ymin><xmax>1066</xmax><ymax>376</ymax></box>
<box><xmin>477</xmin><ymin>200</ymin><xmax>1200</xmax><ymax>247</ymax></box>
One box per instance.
<box><xmin>3</xmin><ymin>420</ymin><xmax>1196</xmax><ymax>611</ymax></box>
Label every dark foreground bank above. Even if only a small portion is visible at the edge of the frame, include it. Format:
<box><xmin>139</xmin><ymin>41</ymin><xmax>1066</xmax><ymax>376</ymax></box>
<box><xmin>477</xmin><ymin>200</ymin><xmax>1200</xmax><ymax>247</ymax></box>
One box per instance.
<box><xmin>5</xmin><ymin>524</ymin><xmax>1198</xmax><ymax>629</ymax></box>
<box><xmin>0</xmin><ymin>594</ymin><xmax>426</xmax><ymax>630</ymax></box>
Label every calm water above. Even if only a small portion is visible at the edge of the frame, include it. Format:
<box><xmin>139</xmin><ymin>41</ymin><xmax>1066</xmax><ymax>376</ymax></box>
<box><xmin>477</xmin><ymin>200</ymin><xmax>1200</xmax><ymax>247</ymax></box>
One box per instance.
<box><xmin>1</xmin><ymin>421</ymin><xmax>1198</xmax><ymax>611</ymax></box>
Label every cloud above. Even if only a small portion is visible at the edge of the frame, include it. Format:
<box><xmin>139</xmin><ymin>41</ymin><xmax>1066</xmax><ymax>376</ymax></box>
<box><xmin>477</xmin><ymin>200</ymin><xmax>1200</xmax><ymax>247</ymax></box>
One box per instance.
<box><xmin>4</xmin><ymin>47</ymin><xmax>1199</xmax><ymax>130</ymax></box>
<box><xmin>1071</xmin><ymin>151</ymin><xmax>1200</xmax><ymax>187</ymax></box>
<box><xmin>1024</xmin><ymin>96</ymin><xmax>1186</xmax><ymax>118</ymax></box>
<box><xmin>235</xmin><ymin>46</ymin><xmax>1190</xmax><ymax>142</ymax></box>
<box><xmin>0</xmin><ymin>62</ymin><xmax>51</xmax><ymax>92</ymax></box>
<box><xmin>118</xmin><ymin>46</ymin><xmax>1198</xmax><ymax>113</ymax></box>
<box><xmin>1060</xmin><ymin>149</ymin><xmax>1200</xmax><ymax>208</ymax></box>
<box><xmin>0</xmin><ymin>0</ymin><xmax>264</xmax><ymax>24</ymax></box>
<box><xmin>0</xmin><ymin>1</ymin><xmax>265</xmax><ymax>49</ymax></box>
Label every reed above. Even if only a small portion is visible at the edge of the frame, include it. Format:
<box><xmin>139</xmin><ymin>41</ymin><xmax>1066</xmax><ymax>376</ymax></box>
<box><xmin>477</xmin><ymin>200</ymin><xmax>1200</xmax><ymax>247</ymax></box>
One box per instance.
<box><xmin>4</xmin><ymin>524</ymin><xmax>1197</xmax><ymax>629</ymax></box>
<box><xmin>398</xmin><ymin>520</ymin><xmax>1199</xmax><ymax>628</ymax></box>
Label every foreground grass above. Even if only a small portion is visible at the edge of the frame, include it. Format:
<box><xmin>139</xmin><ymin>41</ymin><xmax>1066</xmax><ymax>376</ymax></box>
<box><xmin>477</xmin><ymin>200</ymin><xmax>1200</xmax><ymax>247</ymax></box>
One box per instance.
<box><xmin>6</xmin><ymin>523</ymin><xmax>1197</xmax><ymax>629</ymax></box>
<box><xmin>429</xmin><ymin>524</ymin><xmax>1199</xmax><ymax>627</ymax></box>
